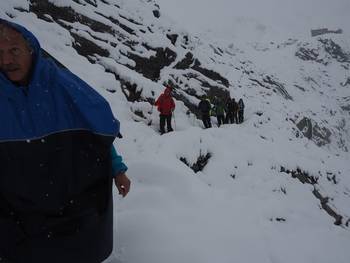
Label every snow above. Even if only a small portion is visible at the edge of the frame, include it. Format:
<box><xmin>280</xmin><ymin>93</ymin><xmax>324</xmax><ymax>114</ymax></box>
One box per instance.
<box><xmin>1</xmin><ymin>0</ymin><xmax>350</xmax><ymax>263</ymax></box>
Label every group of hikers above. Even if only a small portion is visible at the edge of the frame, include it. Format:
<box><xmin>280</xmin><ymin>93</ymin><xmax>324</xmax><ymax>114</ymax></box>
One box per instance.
<box><xmin>154</xmin><ymin>86</ymin><xmax>245</xmax><ymax>133</ymax></box>
<box><xmin>198</xmin><ymin>95</ymin><xmax>245</xmax><ymax>129</ymax></box>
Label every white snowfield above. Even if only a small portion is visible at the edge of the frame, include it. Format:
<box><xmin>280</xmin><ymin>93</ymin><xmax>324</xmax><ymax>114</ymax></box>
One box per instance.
<box><xmin>1</xmin><ymin>1</ymin><xmax>349</xmax><ymax>263</ymax></box>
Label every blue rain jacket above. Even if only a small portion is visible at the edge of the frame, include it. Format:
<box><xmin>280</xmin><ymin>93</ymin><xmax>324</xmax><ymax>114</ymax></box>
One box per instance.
<box><xmin>0</xmin><ymin>19</ymin><xmax>126</xmax><ymax>263</ymax></box>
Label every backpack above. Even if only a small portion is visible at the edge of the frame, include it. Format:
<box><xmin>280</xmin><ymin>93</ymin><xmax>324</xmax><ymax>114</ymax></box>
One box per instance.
<box><xmin>232</xmin><ymin>100</ymin><xmax>239</xmax><ymax>112</ymax></box>
<box><xmin>199</xmin><ymin>99</ymin><xmax>211</xmax><ymax>113</ymax></box>
<box><xmin>214</xmin><ymin>100</ymin><xmax>225</xmax><ymax>115</ymax></box>
<box><xmin>226</xmin><ymin>99</ymin><xmax>234</xmax><ymax>113</ymax></box>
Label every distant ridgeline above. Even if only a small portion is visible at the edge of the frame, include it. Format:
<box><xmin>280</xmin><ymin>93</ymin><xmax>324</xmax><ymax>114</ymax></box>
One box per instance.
<box><xmin>311</xmin><ymin>28</ymin><xmax>343</xmax><ymax>37</ymax></box>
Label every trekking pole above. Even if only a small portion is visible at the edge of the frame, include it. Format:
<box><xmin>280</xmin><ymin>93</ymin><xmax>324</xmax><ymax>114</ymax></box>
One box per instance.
<box><xmin>148</xmin><ymin>101</ymin><xmax>154</xmax><ymax>114</ymax></box>
<box><xmin>173</xmin><ymin>111</ymin><xmax>176</xmax><ymax>131</ymax></box>
<box><xmin>147</xmin><ymin>103</ymin><xmax>154</xmax><ymax>126</ymax></box>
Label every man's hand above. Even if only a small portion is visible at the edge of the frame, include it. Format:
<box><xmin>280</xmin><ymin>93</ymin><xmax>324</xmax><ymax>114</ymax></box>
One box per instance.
<box><xmin>114</xmin><ymin>173</ymin><xmax>131</xmax><ymax>197</ymax></box>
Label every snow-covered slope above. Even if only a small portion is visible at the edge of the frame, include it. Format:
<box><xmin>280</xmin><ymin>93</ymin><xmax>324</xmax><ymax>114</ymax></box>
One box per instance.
<box><xmin>1</xmin><ymin>1</ymin><xmax>349</xmax><ymax>263</ymax></box>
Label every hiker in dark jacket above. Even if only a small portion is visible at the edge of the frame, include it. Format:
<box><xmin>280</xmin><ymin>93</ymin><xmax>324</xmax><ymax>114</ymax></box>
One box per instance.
<box><xmin>224</xmin><ymin>97</ymin><xmax>234</xmax><ymax>124</ymax></box>
<box><xmin>213</xmin><ymin>96</ymin><xmax>225</xmax><ymax>127</ymax></box>
<box><xmin>154</xmin><ymin>86</ymin><xmax>175</xmax><ymax>134</ymax></box>
<box><xmin>0</xmin><ymin>19</ymin><xmax>130</xmax><ymax>263</ymax></box>
<box><xmin>238</xmin><ymin>98</ymin><xmax>245</xmax><ymax>123</ymax></box>
<box><xmin>198</xmin><ymin>96</ymin><xmax>212</xmax><ymax>128</ymax></box>
<box><xmin>232</xmin><ymin>98</ymin><xmax>239</xmax><ymax>124</ymax></box>
<box><xmin>225</xmin><ymin>97</ymin><xmax>239</xmax><ymax>124</ymax></box>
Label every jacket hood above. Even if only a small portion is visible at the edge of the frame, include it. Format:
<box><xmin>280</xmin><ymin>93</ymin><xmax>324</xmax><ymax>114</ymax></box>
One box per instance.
<box><xmin>0</xmin><ymin>19</ymin><xmax>120</xmax><ymax>141</ymax></box>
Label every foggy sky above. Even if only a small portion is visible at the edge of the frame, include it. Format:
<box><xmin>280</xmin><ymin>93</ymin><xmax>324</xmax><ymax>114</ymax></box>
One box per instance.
<box><xmin>156</xmin><ymin>0</ymin><xmax>350</xmax><ymax>40</ymax></box>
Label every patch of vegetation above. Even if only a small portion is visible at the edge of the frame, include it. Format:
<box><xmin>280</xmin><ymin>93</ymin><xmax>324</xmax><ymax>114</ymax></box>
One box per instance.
<box><xmin>180</xmin><ymin>152</ymin><xmax>212</xmax><ymax>173</ymax></box>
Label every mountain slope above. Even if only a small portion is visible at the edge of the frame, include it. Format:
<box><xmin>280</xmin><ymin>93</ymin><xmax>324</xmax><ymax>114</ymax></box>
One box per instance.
<box><xmin>1</xmin><ymin>1</ymin><xmax>350</xmax><ymax>262</ymax></box>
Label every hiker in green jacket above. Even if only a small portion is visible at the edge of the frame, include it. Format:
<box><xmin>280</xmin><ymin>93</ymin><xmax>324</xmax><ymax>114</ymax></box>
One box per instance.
<box><xmin>212</xmin><ymin>96</ymin><xmax>226</xmax><ymax>127</ymax></box>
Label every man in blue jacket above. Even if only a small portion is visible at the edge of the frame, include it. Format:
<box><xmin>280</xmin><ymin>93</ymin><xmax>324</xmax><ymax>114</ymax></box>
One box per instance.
<box><xmin>0</xmin><ymin>19</ymin><xmax>130</xmax><ymax>263</ymax></box>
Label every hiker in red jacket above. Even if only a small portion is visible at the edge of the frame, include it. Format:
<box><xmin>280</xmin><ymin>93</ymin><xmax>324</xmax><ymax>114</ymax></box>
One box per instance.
<box><xmin>155</xmin><ymin>86</ymin><xmax>175</xmax><ymax>134</ymax></box>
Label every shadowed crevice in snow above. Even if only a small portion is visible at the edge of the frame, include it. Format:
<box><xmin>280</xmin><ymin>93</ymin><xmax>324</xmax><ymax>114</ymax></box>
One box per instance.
<box><xmin>280</xmin><ymin>166</ymin><xmax>346</xmax><ymax>226</ymax></box>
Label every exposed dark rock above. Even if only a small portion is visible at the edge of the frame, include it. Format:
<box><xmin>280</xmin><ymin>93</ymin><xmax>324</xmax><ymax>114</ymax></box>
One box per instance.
<box><xmin>249</xmin><ymin>75</ymin><xmax>292</xmax><ymax>100</ymax></box>
<box><xmin>71</xmin><ymin>32</ymin><xmax>109</xmax><ymax>61</ymax></box>
<box><xmin>83</xmin><ymin>0</ymin><xmax>97</xmax><ymax>7</ymax></box>
<box><xmin>341</xmin><ymin>64</ymin><xmax>349</xmax><ymax>70</ymax></box>
<box><xmin>5</xmin><ymin>12</ymin><xmax>15</xmax><ymax>18</ymax></box>
<box><xmin>192</xmin><ymin>59</ymin><xmax>229</xmax><ymax>87</ymax></box>
<box><xmin>312</xmin><ymin>189</ymin><xmax>342</xmax><ymax>225</ymax></box>
<box><xmin>275</xmin><ymin>217</ymin><xmax>286</xmax><ymax>222</ymax></box>
<box><xmin>95</xmin><ymin>12</ymin><xmax>136</xmax><ymax>35</ymax></box>
<box><xmin>30</xmin><ymin>0</ymin><xmax>115</xmax><ymax>35</ymax></box>
<box><xmin>128</xmin><ymin>47</ymin><xmax>177</xmax><ymax>81</ymax></box>
<box><xmin>296</xmin><ymin>117</ymin><xmax>313</xmax><ymax>139</ymax></box>
<box><xmin>174</xmin><ymin>52</ymin><xmax>194</xmax><ymax>69</ymax></box>
<box><xmin>311</xmin><ymin>28</ymin><xmax>342</xmax><ymax>37</ymax></box>
<box><xmin>263</xmin><ymin>75</ymin><xmax>293</xmax><ymax>100</ymax></box>
<box><xmin>326</xmin><ymin>172</ymin><xmax>338</xmax><ymax>184</ymax></box>
<box><xmin>104</xmin><ymin>69</ymin><xmax>142</xmax><ymax>102</ymax></box>
<box><xmin>280</xmin><ymin>187</ymin><xmax>287</xmax><ymax>194</ymax></box>
<box><xmin>166</xmin><ymin>33</ymin><xmax>178</xmax><ymax>45</ymax></box>
<box><xmin>280</xmin><ymin>166</ymin><xmax>345</xmax><ymax>226</ymax></box>
<box><xmin>179</xmin><ymin>152</ymin><xmax>212</xmax><ymax>173</ymax></box>
<box><xmin>170</xmin><ymin>87</ymin><xmax>200</xmax><ymax>116</ymax></box>
<box><xmin>72</xmin><ymin>0</ymin><xmax>85</xmax><ymax>6</ymax></box>
<box><xmin>210</xmin><ymin>44</ymin><xmax>223</xmax><ymax>56</ymax></box>
<box><xmin>319</xmin><ymin>38</ymin><xmax>350</xmax><ymax>63</ymax></box>
<box><xmin>341</xmin><ymin>104</ymin><xmax>350</xmax><ymax>113</ymax></box>
<box><xmin>341</xmin><ymin>77</ymin><xmax>350</xmax><ymax>87</ymax></box>
<box><xmin>122</xmin><ymin>40</ymin><xmax>139</xmax><ymax>50</ymax></box>
<box><xmin>295</xmin><ymin>47</ymin><xmax>323</xmax><ymax>63</ymax></box>
<box><xmin>153</xmin><ymin>10</ymin><xmax>160</xmax><ymax>18</ymax></box>
<box><xmin>119</xmin><ymin>14</ymin><xmax>143</xmax><ymax>26</ymax></box>
<box><xmin>14</xmin><ymin>7</ymin><xmax>29</xmax><ymax>13</ymax></box>
<box><xmin>294</xmin><ymin>84</ymin><xmax>306</xmax><ymax>92</ymax></box>
<box><xmin>133</xmin><ymin>109</ymin><xmax>146</xmax><ymax>119</ymax></box>
<box><xmin>296</xmin><ymin>117</ymin><xmax>331</xmax><ymax>146</ymax></box>
<box><xmin>121</xmin><ymin>81</ymin><xmax>142</xmax><ymax>102</ymax></box>
<box><xmin>167</xmin><ymin>76</ymin><xmax>229</xmax><ymax>118</ymax></box>
<box><xmin>296</xmin><ymin>39</ymin><xmax>349</xmax><ymax>65</ymax></box>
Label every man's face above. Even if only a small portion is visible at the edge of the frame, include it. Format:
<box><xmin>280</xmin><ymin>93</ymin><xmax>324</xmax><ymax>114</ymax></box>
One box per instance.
<box><xmin>0</xmin><ymin>26</ymin><xmax>32</xmax><ymax>86</ymax></box>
